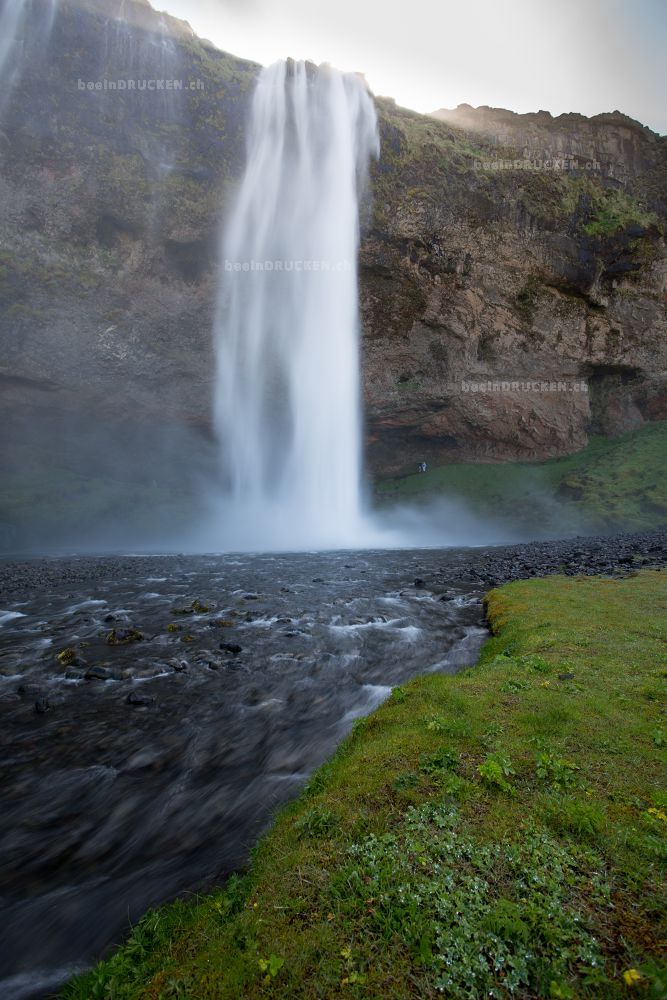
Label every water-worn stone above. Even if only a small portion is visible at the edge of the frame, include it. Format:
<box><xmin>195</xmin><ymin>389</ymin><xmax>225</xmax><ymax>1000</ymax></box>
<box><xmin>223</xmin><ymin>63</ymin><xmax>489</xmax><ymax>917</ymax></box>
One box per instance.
<box><xmin>85</xmin><ymin>666</ymin><xmax>113</xmax><ymax>681</ymax></box>
<box><xmin>220</xmin><ymin>642</ymin><xmax>242</xmax><ymax>655</ymax></box>
<box><xmin>126</xmin><ymin>692</ymin><xmax>155</xmax><ymax>707</ymax></box>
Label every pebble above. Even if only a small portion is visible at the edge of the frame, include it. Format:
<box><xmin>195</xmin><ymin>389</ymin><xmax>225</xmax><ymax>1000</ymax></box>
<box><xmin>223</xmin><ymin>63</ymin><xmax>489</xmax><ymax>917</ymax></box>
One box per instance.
<box><xmin>126</xmin><ymin>692</ymin><xmax>155</xmax><ymax>707</ymax></box>
<box><xmin>220</xmin><ymin>642</ymin><xmax>242</xmax><ymax>654</ymax></box>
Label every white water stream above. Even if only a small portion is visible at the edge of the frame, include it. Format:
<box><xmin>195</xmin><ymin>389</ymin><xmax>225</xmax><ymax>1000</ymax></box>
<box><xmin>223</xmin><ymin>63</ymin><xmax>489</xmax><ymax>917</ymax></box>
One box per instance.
<box><xmin>213</xmin><ymin>60</ymin><xmax>380</xmax><ymax>549</ymax></box>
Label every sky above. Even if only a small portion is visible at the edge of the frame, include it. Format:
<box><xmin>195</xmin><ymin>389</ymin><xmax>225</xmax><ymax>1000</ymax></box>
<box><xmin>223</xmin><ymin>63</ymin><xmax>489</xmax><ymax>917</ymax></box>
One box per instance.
<box><xmin>158</xmin><ymin>0</ymin><xmax>667</xmax><ymax>134</ymax></box>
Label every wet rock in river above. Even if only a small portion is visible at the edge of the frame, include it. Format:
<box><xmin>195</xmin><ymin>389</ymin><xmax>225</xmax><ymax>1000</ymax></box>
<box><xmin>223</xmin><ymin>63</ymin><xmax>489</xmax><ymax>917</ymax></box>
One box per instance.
<box><xmin>56</xmin><ymin>647</ymin><xmax>77</xmax><ymax>666</ymax></box>
<box><xmin>106</xmin><ymin>627</ymin><xmax>143</xmax><ymax>645</ymax></box>
<box><xmin>126</xmin><ymin>691</ymin><xmax>155</xmax><ymax>707</ymax></box>
<box><xmin>171</xmin><ymin>599</ymin><xmax>210</xmax><ymax>614</ymax></box>
<box><xmin>220</xmin><ymin>642</ymin><xmax>242</xmax><ymax>655</ymax></box>
<box><xmin>85</xmin><ymin>666</ymin><xmax>115</xmax><ymax>681</ymax></box>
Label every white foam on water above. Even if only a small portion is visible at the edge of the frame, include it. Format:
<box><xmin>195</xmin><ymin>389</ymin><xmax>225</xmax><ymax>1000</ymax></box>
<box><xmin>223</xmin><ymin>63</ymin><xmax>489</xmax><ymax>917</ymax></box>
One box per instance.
<box><xmin>0</xmin><ymin>610</ymin><xmax>27</xmax><ymax>626</ymax></box>
<box><xmin>340</xmin><ymin>683</ymin><xmax>392</xmax><ymax>724</ymax></box>
<box><xmin>0</xmin><ymin>964</ymin><xmax>88</xmax><ymax>1000</ymax></box>
<box><xmin>65</xmin><ymin>599</ymin><xmax>107</xmax><ymax>613</ymax></box>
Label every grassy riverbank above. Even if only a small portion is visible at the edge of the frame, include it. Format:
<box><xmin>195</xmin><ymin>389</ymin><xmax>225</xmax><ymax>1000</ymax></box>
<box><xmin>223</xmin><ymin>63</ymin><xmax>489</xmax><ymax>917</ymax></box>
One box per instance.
<box><xmin>64</xmin><ymin>570</ymin><xmax>667</xmax><ymax>999</ymax></box>
<box><xmin>375</xmin><ymin>421</ymin><xmax>667</xmax><ymax>535</ymax></box>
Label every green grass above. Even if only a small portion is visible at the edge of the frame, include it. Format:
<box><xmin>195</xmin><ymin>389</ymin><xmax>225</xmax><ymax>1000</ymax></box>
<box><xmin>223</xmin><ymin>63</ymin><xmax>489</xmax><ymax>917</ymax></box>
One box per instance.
<box><xmin>63</xmin><ymin>570</ymin><xmax>667</xmax><ymax>999</ymax></box>
<box><xmin>375</xmin><ymin>420</ymin><xmax>667</xmax><ymax>534</ymax></box>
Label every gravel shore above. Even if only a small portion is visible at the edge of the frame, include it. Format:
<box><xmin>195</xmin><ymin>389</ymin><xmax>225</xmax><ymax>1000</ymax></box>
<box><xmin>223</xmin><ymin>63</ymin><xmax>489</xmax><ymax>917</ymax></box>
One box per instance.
<box><xmin>1</xmin><ymin>527</ymin><xmax>665</xmax><ymax>602</ymax></box>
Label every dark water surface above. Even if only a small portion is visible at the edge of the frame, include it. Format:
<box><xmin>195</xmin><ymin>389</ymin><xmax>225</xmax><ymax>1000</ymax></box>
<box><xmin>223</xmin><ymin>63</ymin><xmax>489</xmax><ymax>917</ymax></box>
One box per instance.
<box><xmin>0</xmin><ymin>548</ymin><xmax>488</xmax><ymax>999</ymax></box>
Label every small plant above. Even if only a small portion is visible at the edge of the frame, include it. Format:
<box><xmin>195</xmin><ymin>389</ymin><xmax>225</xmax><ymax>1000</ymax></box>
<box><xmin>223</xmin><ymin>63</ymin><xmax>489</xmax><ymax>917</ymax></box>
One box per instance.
<box><xmin>393</xmin><ymin>771</ymin><xmax>419</xmax><ymax>791</ymax></box>
<box><xmin>258</xmin><ymin>954</ymin><xmax>284</xmax><ymax>979</ymax></box>
<box><xmin>477</xmin><ymin>753</ymin><xmax>515</xmax><ymax>794</ymax></box>
<box><xmin>438</xmin><ymin>773</ymin><xmax>470</xmax><ymax>801</ymax></box>
<box><xmin>350</xmin><ymin>717</ymin><xmax>367</xmax><ymax>738</ymax></box>
<box><xmin>295</xmin><ymin>804</ymin><xmax>336</xmax><ymax>838</ymax></box>
<box><xmin>543</xmin><ymin>798</ymin><xmax>604</xmax><ymax>841</ymax></box>
<box><xmin>340</xmin><ymin>946</ymin><xmax>367</xmax><ymax>986</ymax></box>
<box><xmin>518</xmin><ymin>653</ymin><xmax>552</xmax><ymax>674</ymax></box>
<box><xmin>426</xmin><ymin>715</ymin><xmax>472</xmax><ymax>738</ymax></box>
<box><xmin>487</xmin><ymin>653</ymin><xmax>518</xmax><ymax>670</ymax></box>
<box><xmin>480</xmin><ymin>722</ymin><xmax>504</xmax><ymax>750</ymax></box>
<box><xmin>536</xmin><ymin>752</ymin><xmax>579</xmax><ymax>790</ymax></box>
<box><xmin>391</xmin><ymin>685</ymin><xmax>407</xmax><ymax>703</ymax></box>
<box><xmin>501</xmin><ymin>677</ymin><xmax>530</xmax><ymax>693</ymax></box>
<box><xmin>419</xmin><ymin>747</ymin><xmax>458</xmax><ymax>775</ymax></box>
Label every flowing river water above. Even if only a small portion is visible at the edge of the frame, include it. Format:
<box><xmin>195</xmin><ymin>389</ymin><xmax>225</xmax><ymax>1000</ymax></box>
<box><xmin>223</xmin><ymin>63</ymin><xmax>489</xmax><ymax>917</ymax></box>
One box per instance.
<box><xmin>0</xmin><ymin>547</ymin><xmax>489</xmax><ymax>999</ymax></box>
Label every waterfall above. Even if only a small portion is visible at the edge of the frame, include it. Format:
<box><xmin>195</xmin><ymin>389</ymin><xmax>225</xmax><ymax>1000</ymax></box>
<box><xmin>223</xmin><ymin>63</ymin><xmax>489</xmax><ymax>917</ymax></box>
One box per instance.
<box><xmin>0</xmin><ymin>0</ymin><xmax>27</xmax><ymax>81</ymax></box>
<box><xmin>212</xmin><ymin>60</ymin><xmax>380</xmax><ymax>550</ymax></box>
<box><xmin>0</xmin><ymin>0</ymin><xmax>58</xmax><ymax>115</ymax></box>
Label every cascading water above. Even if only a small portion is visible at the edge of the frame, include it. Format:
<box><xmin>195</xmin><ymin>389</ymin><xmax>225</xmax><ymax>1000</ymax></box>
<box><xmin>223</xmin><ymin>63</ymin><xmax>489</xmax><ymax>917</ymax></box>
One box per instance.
<box><xmin>212</xmin><ymin>60</ymin><xmax>380</xmax><ymax>550</ymax></box>
<box><xmin>0</xmin><ymin>0</ymin><xmax>58</xmax><ymax>117</ymax></box>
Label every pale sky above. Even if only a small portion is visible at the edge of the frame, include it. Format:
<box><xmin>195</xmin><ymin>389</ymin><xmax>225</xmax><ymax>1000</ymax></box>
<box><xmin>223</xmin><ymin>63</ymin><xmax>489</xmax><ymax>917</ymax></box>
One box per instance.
<box><xmin>158</xmin><ymin>0</ymin><xmax>667</xmax><ymax>134</ymax></box>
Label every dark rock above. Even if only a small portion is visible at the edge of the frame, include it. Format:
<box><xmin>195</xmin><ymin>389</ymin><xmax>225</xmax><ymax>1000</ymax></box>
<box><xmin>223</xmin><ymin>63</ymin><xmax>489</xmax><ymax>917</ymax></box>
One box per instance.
<box><xmin>126</xmin><ymin>691</ymin><xmax>155</xmax><ymax>706</ymax></box>
<box><xmin>558</xmin><ymin>672</ymin><xmax>575</xmax><ymax>680</ymax></box>
<box><xmin>34</xmin><ymin>697</ymin><xmax>50</xmax><ymax>714</ymax></box>
<box><xmin>414</xmin><ymin>578</ymin><xmax>426</xmax><ymax>589</ymax></box>
<box><xmin>220</xmin><ymin>642</ymin><xmax>242</xmax><ymax>655</ymax></box>
<box><xmin>85</xmin><ymin>666</ymin><xmax>113</xmax><ymax>681</ymax></box>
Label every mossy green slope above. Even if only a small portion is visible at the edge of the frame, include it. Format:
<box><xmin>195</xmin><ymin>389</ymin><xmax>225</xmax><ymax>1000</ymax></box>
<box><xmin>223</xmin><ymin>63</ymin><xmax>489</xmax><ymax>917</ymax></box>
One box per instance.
<box><xmin>375</xmin><ymin>420</ymin><xmax>667</xmax><ymax>534</ymax></box>
<box><xmin>63</xmin><ymin>570</ymin><xmax>667</xmax><ymax>999</ymax></box>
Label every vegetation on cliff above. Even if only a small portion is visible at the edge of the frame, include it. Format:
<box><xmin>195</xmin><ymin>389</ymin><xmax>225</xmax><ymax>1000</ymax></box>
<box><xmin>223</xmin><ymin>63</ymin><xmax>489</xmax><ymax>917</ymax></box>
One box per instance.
<box><xmin>63</xmin><ymin>569</ymin><xmax>666</xmax><ymax>999</ymax></box>
<box><xmin>372</xmin><ymin>97</ymin><xmax>662</xmax><ymax>243</ymax></box>
<box><xmin>376</xmin><ymin>420</ymin><xmax>667</xmax><ymax>535</ymax></box>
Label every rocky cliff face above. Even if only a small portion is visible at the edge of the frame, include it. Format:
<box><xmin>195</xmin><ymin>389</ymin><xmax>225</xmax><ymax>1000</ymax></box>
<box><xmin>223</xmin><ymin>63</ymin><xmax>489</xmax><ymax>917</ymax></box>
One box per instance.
<box><xmin>0</xmin><ymin>0</ymin><xmax>665</xmax><ymax>500</ymax></box>
<box><xmin>361</xmin><ymin>101</ymin><xmax>667</xmax><ymax>473</ymax></box>
<box><xmin>0</xmin><ymin>0</ymin><xmax>255</xmax><ymax>438</ymax></box>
